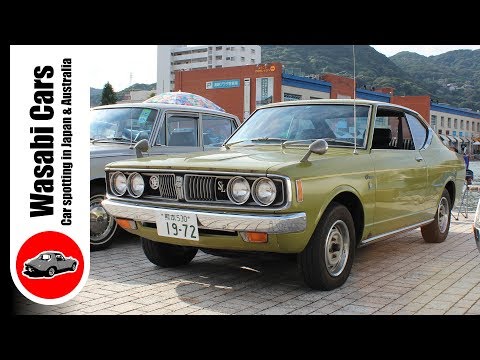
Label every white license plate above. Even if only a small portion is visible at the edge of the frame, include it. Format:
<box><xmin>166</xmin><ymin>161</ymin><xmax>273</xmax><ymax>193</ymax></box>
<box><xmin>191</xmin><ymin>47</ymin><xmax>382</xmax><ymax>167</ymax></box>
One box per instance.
<box><xmin>156</xmin><ymin>210</ymin><xmax>199</xmax><ymax>241</ymax></box>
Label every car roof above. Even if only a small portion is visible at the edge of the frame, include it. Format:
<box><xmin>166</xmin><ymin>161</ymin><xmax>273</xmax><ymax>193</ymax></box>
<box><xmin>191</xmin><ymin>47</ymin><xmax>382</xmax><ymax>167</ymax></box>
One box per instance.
<box><xmin>91</xmin><ymin>102</ymin><xmax>238</xmax><ymax>120</ymax></box>
<box><xmin>258</xmin><ymin>99</ymin><xmax>424</xmax><ymax>119</ymax></box>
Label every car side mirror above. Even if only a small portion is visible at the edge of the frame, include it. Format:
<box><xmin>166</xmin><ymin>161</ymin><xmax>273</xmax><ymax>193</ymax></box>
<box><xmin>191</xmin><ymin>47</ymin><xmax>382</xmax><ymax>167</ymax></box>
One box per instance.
<box><xmin>134</xmin><ymin>139</ymin><xmax>150</xmax><ymax>158</ymax></box>
<box><xmin>300</xmin><ymin>139</ymin><xmax>328</xmax><ymax>163</ymax></box>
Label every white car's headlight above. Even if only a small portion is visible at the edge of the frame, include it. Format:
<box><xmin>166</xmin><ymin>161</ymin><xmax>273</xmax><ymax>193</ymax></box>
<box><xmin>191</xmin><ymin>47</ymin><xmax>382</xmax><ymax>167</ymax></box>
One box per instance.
<box><xmin>111</xmin><ymin>172</ymin><xmax>127</xmax><ymax>196</ymax></box>
<box><xmin>252</xmin><ymin>177</ymin><xmax>277</xmax><ymax>206</ymax></box>
<box><xmin>475</xmin><ymin>200</ymin><xmax>480</xmax><ymax>228</ymax></box>
<box><xmin>128</xmin><ymin>172</ymin><xmax>145</xmax><ymax>198</ymax></box>
<box><xmin>227</xmin><ymin>176</ymin><xmax>250</xmax><ymax>204</ymax></box>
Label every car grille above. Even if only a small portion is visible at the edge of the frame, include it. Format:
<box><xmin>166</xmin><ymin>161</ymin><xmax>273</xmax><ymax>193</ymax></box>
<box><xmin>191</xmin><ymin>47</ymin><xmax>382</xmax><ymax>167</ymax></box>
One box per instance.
<box><xmin>157</xmin><ymin>174</ymin><xmax>176</xmax><ymax>200</ymax></box>
<box><xmin>185</xmin><ymin>175</ymin><xmax>216</xmax><ymax>201</ymax></box>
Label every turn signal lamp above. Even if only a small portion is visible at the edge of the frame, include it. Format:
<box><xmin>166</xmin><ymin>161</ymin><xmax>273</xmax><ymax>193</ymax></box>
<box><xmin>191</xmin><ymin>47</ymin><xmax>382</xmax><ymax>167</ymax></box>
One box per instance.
<box><xmin>116</xmin><ymin>218</ymin><xmax>137</xmax><ymax>230</ymax></box>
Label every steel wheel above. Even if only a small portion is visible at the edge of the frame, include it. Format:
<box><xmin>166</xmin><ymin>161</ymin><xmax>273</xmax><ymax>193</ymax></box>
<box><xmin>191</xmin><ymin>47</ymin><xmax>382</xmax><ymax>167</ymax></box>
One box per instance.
<box><xmin>90</xmin><ymin>194</ymin><xmax>116</xmax><ymax>245</ymax></box>
<box><xmin>48</xmin><ymin>267</ymin><xmax>55</xmax><ymax>277</ymax></box>
<box><xmin>324</xmin><ymin>220</ymin><xmax>350</xmax><ymax>277</ymax></box>
<box><xmin>437</xmin><ymin>196</ymin><xmax>449</xmax><ymax>234</ymax></box>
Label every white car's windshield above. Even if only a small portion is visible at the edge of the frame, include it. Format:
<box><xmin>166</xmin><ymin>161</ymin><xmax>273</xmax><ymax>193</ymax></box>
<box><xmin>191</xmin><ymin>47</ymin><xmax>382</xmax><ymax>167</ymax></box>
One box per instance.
<box><xmin>227</xmin><ymin>104</ymin><xmax>370</xmax><ymax>147</ymax></box>
<box><xmin>90</xmin><ymin>107</ymin><xmax>157</xmax><ymax>143</ymax></box>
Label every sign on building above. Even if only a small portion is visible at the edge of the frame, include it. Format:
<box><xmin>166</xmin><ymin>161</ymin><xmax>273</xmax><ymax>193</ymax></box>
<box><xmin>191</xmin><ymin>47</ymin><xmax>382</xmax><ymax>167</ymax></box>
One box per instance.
<box><xmin>206</xmin><ymin>79</ymin><xmax>240</xmax><ymax>89</ymax></box>
<box><xmin>256</xmin><ymin>77</ymin><xmax>274</xmax><ymax>107</ymax></box>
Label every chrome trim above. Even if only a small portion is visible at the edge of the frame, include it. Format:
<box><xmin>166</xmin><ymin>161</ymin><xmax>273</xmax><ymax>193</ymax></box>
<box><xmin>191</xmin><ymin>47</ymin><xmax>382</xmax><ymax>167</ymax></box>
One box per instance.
<box><xmin>106</xmin><ymin>170</ymin><xmax>292</xmax><ymax>212</ymax></box>
<box><xmin>184</xmin><ymin>174</ymin><xmax>216</xmax><ymax>202</ymax></box>
<box><xmin>110</xmin><ymin>171</ymin><xmax>127</xmax><ymax>196</ymax></box>
<box><xmin>252</xmin><ymin>177</ymin><xmax>277</xmax><ymax>206</ymax></box>
<box><xmin>102</xmin><ymin>199</ymin><xmax>307</xmax><ymax>234</ymax></box>
<box><xmin>360</xmin><ymin>219</ymin><xmax>434</xmax><ymax>247</ymax></box>
<box><xmin>227</xmin><ymin>176</ymin><xmax>250</xmax><ymax>205</ymax></box>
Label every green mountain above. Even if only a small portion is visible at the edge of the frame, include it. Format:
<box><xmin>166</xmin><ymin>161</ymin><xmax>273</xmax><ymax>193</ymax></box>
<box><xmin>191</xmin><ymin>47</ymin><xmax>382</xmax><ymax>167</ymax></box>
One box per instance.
<box><xmin>90</xmin><ymin>83</ymin><xmax>156</xmax><ymax>107</ymax></box>
<box><xmin>262</xmin><ymin>45</ymin><xmax>480</xmax><ymax>110</ymax></box>
<box><xmin>390</xmin><ymin>50</ymin><xmax>480</xmax><ymax>110</ymax></box>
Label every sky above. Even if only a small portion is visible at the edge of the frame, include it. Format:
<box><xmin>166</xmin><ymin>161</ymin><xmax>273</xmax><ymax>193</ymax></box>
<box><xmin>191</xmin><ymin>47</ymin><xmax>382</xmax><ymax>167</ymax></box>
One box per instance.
<box><xmin>89</xmin><ymin>45</ymin><xmax>480</xmax><ymax>91</ymax></box>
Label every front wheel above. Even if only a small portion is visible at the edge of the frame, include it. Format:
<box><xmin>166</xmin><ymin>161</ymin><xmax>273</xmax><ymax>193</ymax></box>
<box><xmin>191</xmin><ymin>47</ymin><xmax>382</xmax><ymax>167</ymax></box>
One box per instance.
<box><xmin>90</xmin><ymin>184</ymin><xmax>118</xmax><ymax>251</ymax></box>
<box><xmin>47</xmin><ymin>267</ymin><xmax>56</xmax><ymax>277</ymax></box>
<box><xmin>421</xmin><ymin>189</ymin><xmax>451</xmax><ymax>243</ymax></box>
<box><xmin>142</xmin><ymin>238</ymin><xmax>198</xmax><ymax>268</ymax></box>
<box><xmin>71</xmin><ymin>262</ymin><xmax>77</xmax><ymax>271</ymax></box>
<box><xmin>298</xmin><ymin>203</ymin><xmax>356</xmax><ymax>290</ymax></box>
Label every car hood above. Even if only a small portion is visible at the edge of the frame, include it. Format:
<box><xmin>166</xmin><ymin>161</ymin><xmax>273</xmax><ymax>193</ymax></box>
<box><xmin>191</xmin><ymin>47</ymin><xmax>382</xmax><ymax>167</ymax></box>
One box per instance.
<box><xmin>90</xmin><ymin>142</ymin><xmax>135</xmax><ymax>159</ymax></box>
<box><xmin>105</xmin><ymin>146</ymin><xmax>355</xmax><ymax>174</ymax></box>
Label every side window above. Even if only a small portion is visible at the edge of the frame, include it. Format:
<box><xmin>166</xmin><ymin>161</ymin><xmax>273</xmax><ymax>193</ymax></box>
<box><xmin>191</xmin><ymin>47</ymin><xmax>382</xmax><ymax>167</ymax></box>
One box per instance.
<box><xmin>202</xmin><ymin>115</ymin><xmax>236</xmax><ymax>147</ymax></box>
<box><xmin>372</xmin><ymin>108</ymin><xmax>415</xmax><ymax>150</ymax></box>
<box><xmin>161</xmin><ymin>114</ymin><xmax>199</xmax><ymax>147</ymax></box>
<box><xmin>406</xmin><ymin>114</ymin><xmax>428</xmax><ymax>150</ymax></box>
<box><xmin>55</xmin><ymin>254</ymin><xmax>65</xmax><ymax>261</ymax></box>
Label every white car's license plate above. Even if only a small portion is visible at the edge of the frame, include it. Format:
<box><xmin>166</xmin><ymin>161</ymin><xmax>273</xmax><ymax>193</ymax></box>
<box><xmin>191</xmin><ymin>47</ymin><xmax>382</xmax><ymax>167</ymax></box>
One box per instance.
<box><xmin>156</xmin><ymin>210</ymin><xmax>199</xmax><ymax>241</ymax></box>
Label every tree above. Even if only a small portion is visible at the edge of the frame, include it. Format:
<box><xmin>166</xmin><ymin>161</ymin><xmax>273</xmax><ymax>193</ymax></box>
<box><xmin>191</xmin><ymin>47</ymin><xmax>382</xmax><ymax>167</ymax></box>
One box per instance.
<box><xmin>101</xmin><ymin>82</ymin><xmax>117</xmax><ymax>105</ymax></box>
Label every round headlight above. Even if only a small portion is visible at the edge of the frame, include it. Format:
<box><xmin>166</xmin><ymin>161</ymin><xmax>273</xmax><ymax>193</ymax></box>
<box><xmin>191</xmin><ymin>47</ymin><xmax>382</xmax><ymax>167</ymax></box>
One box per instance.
<box><xmin>127</xmin><ymin>172</ymin><xmax>145</xmax><ymax>198</ymax></box>
<box><xmin>111</xmin><ymin>172</ymin><xmax>127</xmax><ymax>196</ymax></box>
<box><xmin>252</xmin><ymin>177</ymin><xmax>277</xmax><ymax>206</ymax></box>
<box><xmin>227</xmin><ymin>176</ymin><xmax>250</xmax><ymax>204</ymax></box>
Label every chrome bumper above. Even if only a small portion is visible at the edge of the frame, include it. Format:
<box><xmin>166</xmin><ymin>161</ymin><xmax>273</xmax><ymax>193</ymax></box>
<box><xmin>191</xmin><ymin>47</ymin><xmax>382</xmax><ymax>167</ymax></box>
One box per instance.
<box><xmin>102</xmin><ymin>199</ymin><xmax>307</xmax><ymax>234</ymax></box>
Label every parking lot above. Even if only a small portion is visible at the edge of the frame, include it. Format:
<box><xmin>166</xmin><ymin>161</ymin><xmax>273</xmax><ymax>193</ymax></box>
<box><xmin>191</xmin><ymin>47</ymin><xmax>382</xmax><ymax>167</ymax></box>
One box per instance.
<box><xmin>15</xmin><ymin>214</ymin><xmax>479</xmax><ymax>315</ymax></box>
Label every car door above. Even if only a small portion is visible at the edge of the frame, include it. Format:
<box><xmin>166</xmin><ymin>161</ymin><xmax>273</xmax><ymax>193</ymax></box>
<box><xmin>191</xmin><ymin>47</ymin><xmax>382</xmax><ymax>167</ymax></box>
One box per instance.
<box><xmin>55</xmin><ymin>254</ymin><xmax>68</xmax><ymax>270</ymax></box>
<box><xmin>150</xmin><ymin>111</ymin><xmax>201</xmax><ymax>155</ymax></box>
<box><xmin>200</xmin><ymin>114</ymin><xmax>239</xmax><ymax>150</ymax></box>
<box><xmin>369</xmin><ymin>107</ymin><xmax>429</xmax><ymax>236</ymax></box>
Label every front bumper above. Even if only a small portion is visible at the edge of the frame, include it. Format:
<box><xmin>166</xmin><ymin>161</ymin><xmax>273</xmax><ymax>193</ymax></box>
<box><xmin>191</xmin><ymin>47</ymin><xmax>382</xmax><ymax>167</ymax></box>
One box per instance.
<box><xmin>102</xmin><ymin>199</ymin><xmax>307</xmax><ymax>234</ymax></box>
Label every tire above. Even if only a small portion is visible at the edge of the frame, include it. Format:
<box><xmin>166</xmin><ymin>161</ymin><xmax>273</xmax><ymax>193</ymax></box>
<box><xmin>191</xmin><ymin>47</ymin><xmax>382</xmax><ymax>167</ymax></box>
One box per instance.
<box><xmin>421</xmin><ymin>189</ymin><xmax>451</xmax><ymax>243</ymax></box>
<box><xmin>71</xmin><ymin>262</ymin><xmax>77</xmax><ymax>271</ymax></box>
<box><xmin>298</xmin><ymin>202</ymin><xmax>356</xmax><ymax>290</ymax></box>
<box><xmin>47</xmin><ymin>267</ymin><xmax>56</xmax><ymax>277</ymax></box>
<box><xmin>142</xmin><ymin>238</ymin><xmax>198</xmax><ymax>268</ymax></box>
<box><xmin>90</xmin><ymin>183</ymin><xmax>119</xmax><ymax>251</ymax></box>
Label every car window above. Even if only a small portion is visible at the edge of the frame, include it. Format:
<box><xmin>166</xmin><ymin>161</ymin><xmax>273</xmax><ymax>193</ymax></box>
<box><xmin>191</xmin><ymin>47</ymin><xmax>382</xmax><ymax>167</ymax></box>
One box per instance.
<box><xmin>202</xmin><ymin>115</ymin><xmax>237</xmax><ymax>147</ymax></box>
<box><xmin>39</xmin><ymin>254</ymin><xmax>51</xmax><ymax>261</ymax></box>
<box><xmin>406</xmin><ymin>114</ymin><xmax>428</xmax><ymax>150</ymax></box>
<box><xmin>162</xmin><ymin>114</ymin><xmax>199</xmax><ymax>147</ymax></box>
<box><xmin>90</xmin><ymin>107</ymin><xmax>157</xmax><ymax>142</ymax></box>
<box><xmin>55</xmin><ymin>254</ymin><xmax>65</xmax><ymax>261</ymax></box>
<box><xmin>372</xmin><ymin>108</ymin><xmax>415</xmax><ymax>150</ymax></box>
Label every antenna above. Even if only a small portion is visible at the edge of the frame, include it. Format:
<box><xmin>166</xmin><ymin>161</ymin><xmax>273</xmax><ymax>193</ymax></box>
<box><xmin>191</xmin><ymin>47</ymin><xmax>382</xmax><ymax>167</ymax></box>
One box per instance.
<box><xmin>352</xmin><ymin>45</ymin><xmax>358</xmax><ymax>155</ymax></box>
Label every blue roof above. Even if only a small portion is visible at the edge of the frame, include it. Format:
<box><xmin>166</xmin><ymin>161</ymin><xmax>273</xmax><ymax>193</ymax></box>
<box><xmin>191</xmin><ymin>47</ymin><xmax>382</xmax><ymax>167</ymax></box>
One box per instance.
<box><xmin>281</xmin><ymin>73</ymin><xmax>331</xmax><ymax>93</ymax></box>
<box><xmin>356</xmin><ymin>88</ymin><xmax>391</xmax><ymax>103</ymax></box>
<box><xmin>431</xmin><ymin>103</ymin><xmax>480</xmax><ymax>119</ymax></box>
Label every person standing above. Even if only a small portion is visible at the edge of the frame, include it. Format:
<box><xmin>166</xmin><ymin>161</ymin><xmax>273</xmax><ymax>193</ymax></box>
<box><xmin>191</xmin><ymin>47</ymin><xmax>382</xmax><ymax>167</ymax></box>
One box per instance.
<box><xmin>463</xmin><ymin>148</ymin><xmax>470</xmax><ymax>170</ymax></box>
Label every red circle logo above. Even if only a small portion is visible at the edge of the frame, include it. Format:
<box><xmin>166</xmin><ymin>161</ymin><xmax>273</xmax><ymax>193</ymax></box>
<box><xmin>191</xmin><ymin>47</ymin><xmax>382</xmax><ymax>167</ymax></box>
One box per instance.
<box><xmin>16</xmin><ymin>231</ymin><xmax>84</xmax><ymax>299</ymax></box>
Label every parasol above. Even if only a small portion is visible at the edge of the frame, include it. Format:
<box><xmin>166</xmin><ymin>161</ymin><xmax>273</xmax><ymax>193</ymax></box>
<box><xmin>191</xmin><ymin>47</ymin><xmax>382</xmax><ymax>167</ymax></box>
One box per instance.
<box><xmin>144</xmin><ymin>91</ymin><xmax>225</xmax><ymax>112</ymax></box>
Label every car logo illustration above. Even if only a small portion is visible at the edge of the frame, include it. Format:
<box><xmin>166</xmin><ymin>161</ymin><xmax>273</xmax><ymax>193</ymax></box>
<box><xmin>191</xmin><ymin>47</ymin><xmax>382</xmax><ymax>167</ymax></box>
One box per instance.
<box><xmin>23</xmin><ymin>251</ymin><xmax>78</xmax><ymax>279</ymax></box>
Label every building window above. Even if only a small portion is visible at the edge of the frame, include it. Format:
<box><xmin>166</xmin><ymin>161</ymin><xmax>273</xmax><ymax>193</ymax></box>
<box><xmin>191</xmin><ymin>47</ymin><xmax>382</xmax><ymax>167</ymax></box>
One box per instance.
<box><xmin>216</xmin><ymin>55</ymin><xmax>222</xmax><ymax>60</ymax></box>
<box><xmin>231</xmin><ymin>46</ymin><xmax>235</xmax><ymax>51</ymax></box>
<box><xmin>446</xmin><ymin>130</ymin><xmax>450</xmax><ymax>135</ymax></box>
<box><xmin>453</xmin><ymin>131</ymin><xmax>457</xmax><ymax>136</ymax></box>
<box><xmin>230</xmin><ymin>57</ymin><xmax>235</xmax><ymax>61</ymax></box>
<box><xmin>216</xmin><ymin>46</ymin><xmax>222</xmax><ymax>50</ymax></box>
<box><xmin>251</xmin><ymin>48</ymin><xmax>256</xmax><ymax>54</ymax></box>
<box><xmin>241</xmin><ymin>46</ymin><xmax>245</xmax><ymax>51</ymax></box>
<box><xmin>461</xmin><ymin>119</ymin><xmax>464</xmax><ymax>130</ymax></box>
<box><xmin>467</xmin><ymin>121</ymin><xmax>470</xmax><ymax>130</ymax></box>
<box><xmin>454</xmin><ymin>118</ymin><xmax>458</xmax><ymax>128</ymax></box>
<box><xmin>431</xmin><ymin>115</ymin><xmax>437</xmax><ymax>127</ymax></box>
<box><xmin>251</xmin><ymin>59</ymin><xmax>255</xmax><ymax>63</ymax></box>
<box><xmin>477</xmin><ymin>123</ymin><xmax>480</xmax><ymax>132</ymax></box>
<box><xmin>284</xmin><ymin>93</ymin><xmax>302</xmax><ymax>101</ymax></box>
<box><xmin>241</xmin><ymin>56</ymin><xmax>245</xmax><ymax>62</ymax></box>
<box><xmin>438</xmin><ymin>129</ymin><xmax>443</xmax><ymax>134</ymax></box>
<box><xmin>447</xmin><ymin>118</ymin><xmax>451</xmax><ymax>128</ymax></box>
<box><xmin>440</xmin><ymin>116</ymin><xmax>444</xmax><ymax>127</ymax></box>
<box><xmin>215</xmin><ymin>65</ymin><xmax>222</xmax><ymax>68</ymax></box>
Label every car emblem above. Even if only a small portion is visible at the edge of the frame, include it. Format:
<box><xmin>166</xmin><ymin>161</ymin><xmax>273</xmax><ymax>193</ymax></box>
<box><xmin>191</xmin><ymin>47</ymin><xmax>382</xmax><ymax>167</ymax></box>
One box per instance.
<box><xmin>217</xmin><ymin>180</ymin><xmax>226</xmax><ymax>193</ymax></box>
<box><xmin>175</xmin><ymin>176</ymin><xmax>184</xmax><ymax>200</ymax></box>
<box><xmin>149</xmin><ymin>175</ymin><xmax>159</xmax><ymax>190</ymax></box>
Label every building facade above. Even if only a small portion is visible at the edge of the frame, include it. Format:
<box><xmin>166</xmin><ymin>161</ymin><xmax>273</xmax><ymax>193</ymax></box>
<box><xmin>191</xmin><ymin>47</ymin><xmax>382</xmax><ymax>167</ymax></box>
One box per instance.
<box><xmin>157</xmin><ymin>45</ymin><xmax>261</xmax><ymax>93</ymax></box>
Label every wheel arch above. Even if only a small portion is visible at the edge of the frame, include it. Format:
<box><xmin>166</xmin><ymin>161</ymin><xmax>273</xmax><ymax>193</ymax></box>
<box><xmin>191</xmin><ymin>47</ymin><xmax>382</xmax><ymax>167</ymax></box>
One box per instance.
<box><xmin>313</xmin><ymin>186</ymin><xmax>365</xmax><ymax>246</ymax></box>
<box><xmin>444</xmin><ymin>180</ymin><xmax>456</xmax><ymax>206</ymax></box>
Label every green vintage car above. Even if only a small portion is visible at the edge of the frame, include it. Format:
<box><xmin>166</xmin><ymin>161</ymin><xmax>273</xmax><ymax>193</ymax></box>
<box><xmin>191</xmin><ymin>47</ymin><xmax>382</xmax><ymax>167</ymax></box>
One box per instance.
<box><xmin>102</xmin><ymin>99</ymin><xmax>465</xmax><ymax>290</ymax></box>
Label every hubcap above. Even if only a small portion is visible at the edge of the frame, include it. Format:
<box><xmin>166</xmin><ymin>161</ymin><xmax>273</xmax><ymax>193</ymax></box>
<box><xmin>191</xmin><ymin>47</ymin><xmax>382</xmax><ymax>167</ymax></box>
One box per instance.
<box><xmin>437</xmin><ymin>197</ymin><xmax>449</xmax><ymax>234</ymax></box>
<box><xmin>324</xmin><ymin>220</ymin><xmax>350</xmax><ymax>277</ymax></box>
<box><xmin>49</xmin><ymin>268</ymin><xmax>55</xmax><ymax>276</ymax></box>
<box><xmin>90</xmin><ymin>195</ymin><xmax>115</xmax><ymax>244</ymax></box>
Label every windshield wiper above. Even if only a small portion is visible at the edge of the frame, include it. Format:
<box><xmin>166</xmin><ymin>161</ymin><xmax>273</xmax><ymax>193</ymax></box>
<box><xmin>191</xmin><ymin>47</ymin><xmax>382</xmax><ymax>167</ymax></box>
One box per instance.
<box><xmin>91</xmin><ymin>137</ymin><xmax>132</xmax><ymax>144</ymax></box>
<box><xmin>224</xmin><ymin>137</ymin><xmax>287</xmax><ymax>149</ymax></box>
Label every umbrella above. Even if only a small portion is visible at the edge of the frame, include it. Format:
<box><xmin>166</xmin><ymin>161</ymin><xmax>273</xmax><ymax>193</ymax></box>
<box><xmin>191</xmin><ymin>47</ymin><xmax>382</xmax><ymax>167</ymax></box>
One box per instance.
<box><xmin>473</xmin><ymin>141</ymin><xmax>480</xmax><ymax>146</ymax></box>
<box><xmin>144</xmin><ymin>91</ymin><xmax>225</xmax><ymax>112</ymax></box>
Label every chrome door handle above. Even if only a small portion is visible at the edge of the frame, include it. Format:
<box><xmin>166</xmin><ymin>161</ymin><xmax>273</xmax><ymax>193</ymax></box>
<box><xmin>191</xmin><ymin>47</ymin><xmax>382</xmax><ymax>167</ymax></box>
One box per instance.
<box><xmin>415</xmin><ymin>156</ymin><xmax>424</xmax><ymax>162</ymax></box>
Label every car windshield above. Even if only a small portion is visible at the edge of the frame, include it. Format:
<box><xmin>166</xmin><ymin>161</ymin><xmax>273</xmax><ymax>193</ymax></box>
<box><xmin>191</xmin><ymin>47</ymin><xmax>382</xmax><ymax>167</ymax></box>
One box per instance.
<box><xmin>226</xmin><ymin>104</ymin><xmax>370</xmax><ymax>147</ymax></box>
<box><xmin>90</xmin><ymin>107</ymin><xmax>158</xmax><ymax>143</ymax></box>
<box><xmin>38</xmin><ymin>254</ymin><xmax>50</xmax><ymax>260</ymax></box>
